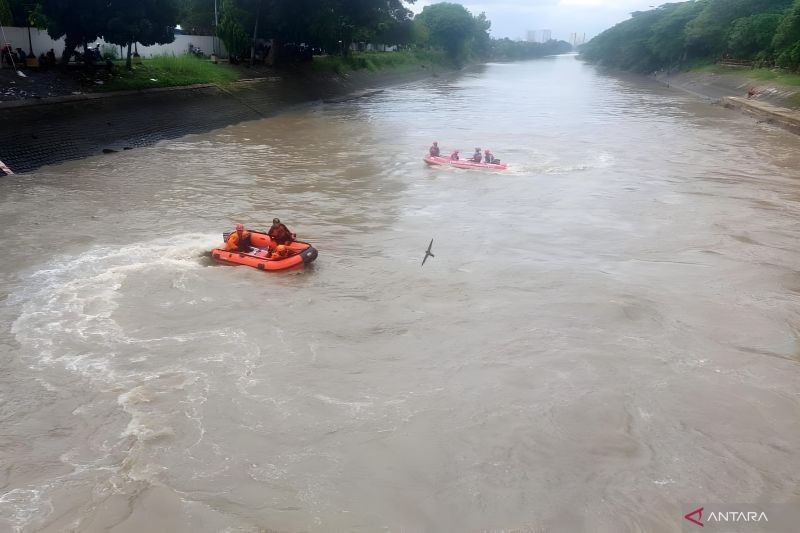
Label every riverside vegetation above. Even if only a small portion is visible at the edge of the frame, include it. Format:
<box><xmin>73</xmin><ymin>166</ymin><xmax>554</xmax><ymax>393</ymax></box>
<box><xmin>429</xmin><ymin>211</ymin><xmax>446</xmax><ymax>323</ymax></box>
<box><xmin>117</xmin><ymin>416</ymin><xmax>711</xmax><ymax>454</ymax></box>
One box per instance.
<box><xmin>580</xmin><ymin>0</ymin><xmax>800</xmax><ymax>74</ymax></box>
<box><xmin>1</xmin><ymin>0</ymin><xmax>571</xmax><ymax>93</ymax></box>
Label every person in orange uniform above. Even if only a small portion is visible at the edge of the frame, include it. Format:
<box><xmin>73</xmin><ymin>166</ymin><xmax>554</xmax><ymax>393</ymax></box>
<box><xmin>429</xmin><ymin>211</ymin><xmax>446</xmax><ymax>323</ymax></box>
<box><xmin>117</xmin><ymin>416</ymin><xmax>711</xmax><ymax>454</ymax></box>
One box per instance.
<box><xmin>225</xmin><ymin>223</ymin><xmax>252</xmax><ymax>252</ymax></box>
<box><xmin>273</xmin><ymin>244</ymin><xmax>289</xmax><ymax>258</ymax></box>
<box><xmin>267</xmin><ymin>218</ymin><xmax>295</xmax><ymax>245</ymax></box>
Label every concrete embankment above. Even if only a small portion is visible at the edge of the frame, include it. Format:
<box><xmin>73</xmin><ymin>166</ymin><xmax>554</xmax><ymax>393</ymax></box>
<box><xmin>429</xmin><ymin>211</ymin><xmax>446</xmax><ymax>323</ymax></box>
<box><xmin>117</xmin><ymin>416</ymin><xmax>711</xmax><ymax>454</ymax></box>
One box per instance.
<box><xmin>0</xmin><ymin>64</ymin><xmax>448</xmax><ymax>175</ymax></box>
<box><xmin>654</xmin><ymin>69</ymin><xmax>800</xmax><ymax>135</ymax></box>
<box><xmin>721</xmin><ymin>96</ymin><xmax>800</xmax><ymax>134</ymax></box>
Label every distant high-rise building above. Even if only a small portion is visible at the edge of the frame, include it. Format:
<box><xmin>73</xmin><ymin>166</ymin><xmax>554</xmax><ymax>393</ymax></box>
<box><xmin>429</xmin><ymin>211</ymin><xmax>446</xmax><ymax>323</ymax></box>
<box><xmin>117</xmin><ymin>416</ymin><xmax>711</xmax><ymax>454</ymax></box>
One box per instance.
<box><xmin>569</xmin><ymin>33</ymin><xmax>587</xmax><ymax>46</ymax></box>
<box><xmin>526</xmin><ymin>29</ymin><xmax>553</xmax><ymax>43</ymax></box>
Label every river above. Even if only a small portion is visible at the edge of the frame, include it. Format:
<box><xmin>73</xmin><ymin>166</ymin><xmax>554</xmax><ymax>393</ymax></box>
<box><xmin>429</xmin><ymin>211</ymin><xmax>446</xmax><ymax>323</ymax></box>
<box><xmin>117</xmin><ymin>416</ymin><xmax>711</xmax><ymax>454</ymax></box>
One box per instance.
<box><xmin>1</xmin><ymin>55</ymin><xmax>799</xmax><ymax>532</ymax></box>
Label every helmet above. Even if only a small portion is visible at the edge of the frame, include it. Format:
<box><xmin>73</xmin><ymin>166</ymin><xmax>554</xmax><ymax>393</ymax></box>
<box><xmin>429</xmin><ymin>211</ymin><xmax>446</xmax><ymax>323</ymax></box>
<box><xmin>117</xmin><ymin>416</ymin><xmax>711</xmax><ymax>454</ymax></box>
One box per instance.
<box><xmin>272</xmin><ymin>218</ymin><xmax>280</xmax><ymax>224</ymax></box>
<box><xmin>235</xmin><ymin>223</ymin><xmax>244</xmax><ymax>232</ymax></box>
<box><xmin>475</xmin><ymin>147</ymin><xmax>480</xmax><ymax>151</ymax></box>
<box><xmin>433</xmin><ymin>141</ymin><xmax>438</xmax><ymax>145</ymax></box>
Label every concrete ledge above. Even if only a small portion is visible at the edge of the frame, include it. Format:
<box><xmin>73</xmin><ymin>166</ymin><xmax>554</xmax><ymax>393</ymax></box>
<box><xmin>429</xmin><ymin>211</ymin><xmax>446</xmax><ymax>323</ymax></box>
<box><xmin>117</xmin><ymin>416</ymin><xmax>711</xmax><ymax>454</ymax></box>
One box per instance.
<box><xmin>722</xmin><ymin>96</ymin><xmax>800</xmax><ymax>135</ymax></box>
<box><xmin>0</xmin><ymin>64</ymin><xmax>451</xmax><ymax>174</ymax></box>
<box><xmin>0</xmin><ymin>83</ymin><xmax>222</xmax><ymax>109</ymax></box>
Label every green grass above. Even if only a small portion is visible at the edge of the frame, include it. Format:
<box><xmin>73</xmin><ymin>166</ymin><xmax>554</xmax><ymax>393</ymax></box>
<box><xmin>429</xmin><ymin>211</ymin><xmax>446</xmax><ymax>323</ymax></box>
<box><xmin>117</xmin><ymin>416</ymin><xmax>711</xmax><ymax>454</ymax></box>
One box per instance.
<box><xmin>101</xmin><ymin>54</ymin><xmax>240</xmax><ymax>91</ymax></box>
<box><xmin>692</xmin><ymin>63</ymin><xmax>800</xmax><ymax>86</ymax></box>
<box><xmin>312</xmin><ymin>50</ymin><xmax>447</xmax><ymax>75</ymax></box>
<box><xmin>745</xmin><ymin>68</ymin><xmax>800</xmax><ymax>86</ymax></box>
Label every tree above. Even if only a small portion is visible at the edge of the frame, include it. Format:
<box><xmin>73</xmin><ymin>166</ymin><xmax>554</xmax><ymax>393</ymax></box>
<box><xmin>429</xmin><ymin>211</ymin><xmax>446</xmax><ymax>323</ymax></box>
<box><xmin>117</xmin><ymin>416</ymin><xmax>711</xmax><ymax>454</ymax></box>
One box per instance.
<box><xmin>648</xmin><ymin>2</ymin><xmax>704</xmax><ymax>65</ymax></box>
<box><xmin>414</xmin><ymin>2</ymin><xmax>487</xmax><ymax>62</ymax></box>
<box><xmin>489</xmin><ymin>38</ymin><xmax>572</xmax><ymax>61</ymax></box>
<box><xmin>217</xmin><ymin>0</ymin><xmax>249</xmax><ymax>57</ymax></box>
<box><xmin>40</xmin><ymin>0</ymin><xmax>109</xmax><ymax>63</ymax></box>
<box><xmin>104</xmin><ymin>0</ymin><xmax>180</xmax><ymax>70</ymax></box>
<box><xmin>470</xmin><ymin>11</ymin><xmax>491</xmax><ymax>58</ymax></box>
<box><xmin>728</xmin><ymin>13</ymin><xmax>783</xmax><ymax>58</ymax></box>
<box><xmin>0</xmin><ymin>0</ymin><xmax>12</xmax><ymax>26</ymax></box>
<box><xmin>581</xmin><ymin>0</ymin><xmax>797</xmax><ymax>72</ymax></box>
<box><xmin>179</xmin><ymin>0</ymin><xmax>216</xmax><ymax>35</ymax></box>
<box><xmin>685</xmin><ymin>0</ymin><xmax>792</xmax><ymax>58</ymax></box>
<box><xmin>580</xmin><ymin>9</ymin><xmax>664</xmax><ymax>72</ymax></box>
<box><xmin>773</xmin><ymin>0</ymin><xmax>800</xmax><ymax>69</ymax></box>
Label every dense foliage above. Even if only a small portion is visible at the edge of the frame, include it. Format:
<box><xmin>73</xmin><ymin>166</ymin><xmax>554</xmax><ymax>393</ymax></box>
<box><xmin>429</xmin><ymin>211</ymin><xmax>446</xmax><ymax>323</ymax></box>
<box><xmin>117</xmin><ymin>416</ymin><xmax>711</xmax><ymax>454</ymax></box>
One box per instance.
<box><xmin>581</xmin><ymin>0</ymin><xmax>800</xmax><ymax>72</ymax></box>
<box><xmin>0</xmin><ymin>0</ymin><xmax>12</xmax><ymax>26</ymax></box>
<box><xmin>36</xmin><ymin>0</ymin><xmax>180</xmax><ymax>65</ymax></box>
<box><xmin>105</xmin><ymin>0</ymin><xmax>180</xmax><ymax>69</ymax></box>
<box><xmin>490</xmin><ymin>38</ymin><xmax>572</xmax><ymax>61</ymax></box>
<box><xmin>412</xmin><ymin>3</ymin><xmax>486</xmax><ymax>61</ymax></box>
<box><xmin>7</xmin><ymin>0</ymin><xmax>572</xmax><ymax>69</ymax></box>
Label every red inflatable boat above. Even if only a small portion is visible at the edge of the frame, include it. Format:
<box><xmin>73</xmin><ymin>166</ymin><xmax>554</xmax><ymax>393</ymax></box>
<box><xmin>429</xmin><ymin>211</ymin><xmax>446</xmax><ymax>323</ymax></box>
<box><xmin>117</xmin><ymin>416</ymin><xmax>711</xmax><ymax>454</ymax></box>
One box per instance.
<box><xmin>424</xmin><ymin>155</ymin><xmax>508</xmax><ymax>171</ymax></box>
<box><xmin>212</xmin><ymin>230</ymin><xmax>318</xmax><ymax>272</ymax></box>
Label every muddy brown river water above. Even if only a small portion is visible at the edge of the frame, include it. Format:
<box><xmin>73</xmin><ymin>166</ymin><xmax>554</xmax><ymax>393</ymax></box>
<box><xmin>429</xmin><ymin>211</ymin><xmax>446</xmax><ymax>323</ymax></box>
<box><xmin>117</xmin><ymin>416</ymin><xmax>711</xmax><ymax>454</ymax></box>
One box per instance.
<box><xmin>1</xmin><ymin>55</ymin><xmax>799</xmax><ymax>532</ymax></box>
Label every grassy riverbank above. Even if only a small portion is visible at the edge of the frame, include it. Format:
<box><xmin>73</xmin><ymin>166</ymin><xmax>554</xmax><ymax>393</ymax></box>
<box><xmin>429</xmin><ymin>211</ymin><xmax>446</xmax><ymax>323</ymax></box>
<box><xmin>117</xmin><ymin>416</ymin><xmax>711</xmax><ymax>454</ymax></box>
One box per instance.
<box><xmin>692</xmin><ymin>64</ymin><xmax>800</xmax><ymax>87</ymax></box>
<box><xmin>0</xmin><ymin>51</ymin><xmax>450</xmax><ymax>101</ymax></box>
<box><xmin>311</xmin><ymin>50</ymin><xmax>448</xmax><ymax>75</ymax></box>
<box><xmin>101</xmin><ymin>55</ymin><xmax>240</xmax><ymax>91</ymax></box>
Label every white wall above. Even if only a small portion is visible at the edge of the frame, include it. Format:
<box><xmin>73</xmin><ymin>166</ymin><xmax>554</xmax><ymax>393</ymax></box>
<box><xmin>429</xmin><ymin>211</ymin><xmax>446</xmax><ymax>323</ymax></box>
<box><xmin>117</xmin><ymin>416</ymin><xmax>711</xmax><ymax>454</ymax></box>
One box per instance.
<box><xmin>0</xmin><ymin>27</ymin><xmax>64</xmax><ymax>56</ymax></box>
<box><xmin>0</xmin><ymin>27</ymin><xmax>227</xmax><ymax>59</ymax></box>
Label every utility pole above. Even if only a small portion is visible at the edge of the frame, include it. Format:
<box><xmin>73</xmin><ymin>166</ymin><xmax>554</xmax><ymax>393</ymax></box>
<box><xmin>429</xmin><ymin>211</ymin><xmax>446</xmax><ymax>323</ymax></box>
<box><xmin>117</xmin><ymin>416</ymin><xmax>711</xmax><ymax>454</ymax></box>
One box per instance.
<box><xmin>213</xmin><ymin>0</ymin><xmax>219</xmax><ymax>57</ymax></box>
<box><xmin>251</xmin><ymin>0</ymin><xmax>261</xmax><ymax>65</ymax></box>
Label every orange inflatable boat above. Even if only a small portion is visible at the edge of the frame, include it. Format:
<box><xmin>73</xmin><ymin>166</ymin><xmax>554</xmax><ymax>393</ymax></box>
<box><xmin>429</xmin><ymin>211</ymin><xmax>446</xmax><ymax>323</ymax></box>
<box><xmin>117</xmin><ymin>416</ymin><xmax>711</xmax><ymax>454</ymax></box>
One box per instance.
<box><xmin>212</xmin><ymin>230</ymin><xmax>318</xmax><ymax>272</ymax></box>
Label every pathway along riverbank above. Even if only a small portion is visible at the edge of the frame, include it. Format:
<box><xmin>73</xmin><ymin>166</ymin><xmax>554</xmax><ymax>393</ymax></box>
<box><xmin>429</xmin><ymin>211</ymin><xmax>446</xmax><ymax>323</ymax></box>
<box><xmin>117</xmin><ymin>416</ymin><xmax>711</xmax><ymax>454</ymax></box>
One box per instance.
<box><xmin>0</xmin><ymin>63</ymin><xmax>448</xmax><ymax>175</ymax></box>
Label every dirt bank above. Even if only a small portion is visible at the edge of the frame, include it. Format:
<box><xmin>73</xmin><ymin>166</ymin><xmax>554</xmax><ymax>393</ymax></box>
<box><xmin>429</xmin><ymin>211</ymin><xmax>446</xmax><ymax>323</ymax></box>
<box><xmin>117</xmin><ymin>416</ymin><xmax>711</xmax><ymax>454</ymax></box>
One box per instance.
<box><xmin>0</xmin><ymin>63</ymin><xmax>451</xmax><ymax>175</ymax></box>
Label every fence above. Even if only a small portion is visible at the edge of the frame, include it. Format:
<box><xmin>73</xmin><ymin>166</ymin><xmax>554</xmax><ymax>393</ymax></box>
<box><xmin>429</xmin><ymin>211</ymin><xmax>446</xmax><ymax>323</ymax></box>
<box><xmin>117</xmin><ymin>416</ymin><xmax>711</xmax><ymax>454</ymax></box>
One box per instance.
<box><xmin>717</xmin><ymin>58</ymin><xmax>754</xmax><ymax>69</ymax></box>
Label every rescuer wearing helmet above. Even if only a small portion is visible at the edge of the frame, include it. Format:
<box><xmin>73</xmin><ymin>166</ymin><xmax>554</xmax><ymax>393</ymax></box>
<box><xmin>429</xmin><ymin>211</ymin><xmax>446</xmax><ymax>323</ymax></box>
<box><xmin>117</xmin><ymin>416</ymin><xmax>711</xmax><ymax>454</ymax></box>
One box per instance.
<box><xmin>471</xmin><ymin>147</ymin><xmax>482</xmax><ymax>163</ymax></box>
<box><xmin>429</xmin><ymin>141</ymin><xmax>440</xmax><ymax>157</ymax></box>
<box><xmin>267</xmin><ymin>218</ymin><xmax>295</xmax><ymax>245</ymax></box>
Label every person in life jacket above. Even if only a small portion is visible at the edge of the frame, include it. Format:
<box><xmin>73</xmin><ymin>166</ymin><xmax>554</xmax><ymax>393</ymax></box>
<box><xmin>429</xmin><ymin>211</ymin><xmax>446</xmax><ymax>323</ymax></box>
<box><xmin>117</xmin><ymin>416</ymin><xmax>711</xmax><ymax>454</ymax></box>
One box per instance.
<box><xmin>450</xmin><ymin>150</ymin><xmax>460</xmax><ymax>161</ymax></box>
<box><xmin>273</xmin><ymin>244</ymin><xmax>289</xmax><ymax>259</ymax></box>
<box><xmin>429</xmin><ymin>141</ymin><xmax>440</xmax><ymax>157</ymax></box>
<box><xmin>225</xmin><ymin>223</ymin><xmax>252</xmax><ymax>252</ymax></box>
<box><xmin>471</xmin><ymin>148</ymin><xmax>482</xmax><ymax>163</ymax></box>
<box><xmin>484</xmin><ymin>149</ymin><xmax>499</xmax><ymax>164</ymax></box>
<box><xmin>268</xmin><ymin>218</ymin><xmax>295</xmax><ymax>245</ymax></box>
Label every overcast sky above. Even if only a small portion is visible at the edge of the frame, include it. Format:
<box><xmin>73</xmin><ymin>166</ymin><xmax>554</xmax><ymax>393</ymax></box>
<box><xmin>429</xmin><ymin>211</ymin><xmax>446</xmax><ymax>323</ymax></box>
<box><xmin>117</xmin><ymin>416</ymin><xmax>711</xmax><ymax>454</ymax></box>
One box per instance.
<box><xmin>409</xmin><ymin>1</ymin><xmax>663</xmax><ymax>42</ymax></box>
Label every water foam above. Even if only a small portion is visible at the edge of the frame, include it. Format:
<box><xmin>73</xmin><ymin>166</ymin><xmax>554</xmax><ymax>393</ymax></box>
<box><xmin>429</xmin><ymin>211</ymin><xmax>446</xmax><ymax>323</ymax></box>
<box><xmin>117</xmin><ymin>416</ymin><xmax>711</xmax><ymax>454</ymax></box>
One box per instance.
<box><xmin>4</xmin><ymin>234</ymin><xmax>266</xmax><ymax>527</ymax></box>
<box><xmin>10</xmin><ymin>233</ymin><xmax>217</xmax><ymax>380</ymax></box>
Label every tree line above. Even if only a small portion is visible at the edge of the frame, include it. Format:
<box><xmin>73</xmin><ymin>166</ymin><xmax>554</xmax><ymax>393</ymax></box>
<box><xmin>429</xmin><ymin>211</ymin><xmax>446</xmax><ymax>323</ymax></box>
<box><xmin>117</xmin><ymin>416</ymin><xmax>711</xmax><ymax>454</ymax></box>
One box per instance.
<box><xmin>580</xmin><ymin>0</ymin><xmax>800</xmax><ymax>73</ymax></box>
<box><xmin>0</xmin><ymin>0</ymin><xmax>572</xmax><ymax>68</ymax></box>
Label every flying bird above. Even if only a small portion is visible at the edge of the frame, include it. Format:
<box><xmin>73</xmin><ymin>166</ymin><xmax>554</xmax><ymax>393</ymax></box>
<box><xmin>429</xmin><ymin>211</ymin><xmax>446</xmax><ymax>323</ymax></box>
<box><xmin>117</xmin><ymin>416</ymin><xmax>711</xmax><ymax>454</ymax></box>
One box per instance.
<box><xmin>421</xmin><ymin>239</ymin><xmax>435</xmax><ymax>267</ymax></box>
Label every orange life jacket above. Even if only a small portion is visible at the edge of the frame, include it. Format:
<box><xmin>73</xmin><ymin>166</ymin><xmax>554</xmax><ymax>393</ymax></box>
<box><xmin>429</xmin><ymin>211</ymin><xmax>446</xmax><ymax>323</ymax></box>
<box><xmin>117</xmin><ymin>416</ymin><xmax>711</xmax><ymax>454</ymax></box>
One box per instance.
<box><xmin>225</xmin><ymin>231</ymin><xmax>252</xmax><ymax>252</ymax></box>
